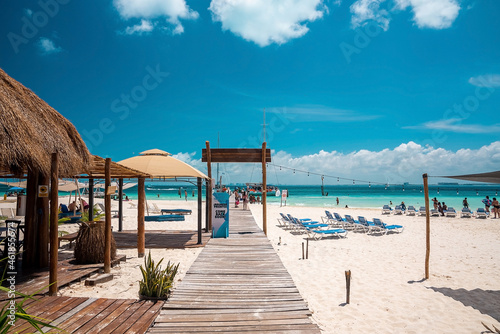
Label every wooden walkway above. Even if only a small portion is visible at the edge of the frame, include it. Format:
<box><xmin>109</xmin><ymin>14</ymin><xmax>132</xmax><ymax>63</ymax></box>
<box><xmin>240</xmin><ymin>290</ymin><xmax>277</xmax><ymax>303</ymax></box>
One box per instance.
<box><xmin>148</xmin><ymin>209</ymin><xmax>320</xmax><ymax>333</ymax></box>
<box><xmin>113</xmin><ymin>230</ymin><xmax>211</xmax><ymax>249</ymax></box>
<box><xmin>1</xmin><ymin>296</ymin><xmax>163</xmax><ymax>333</ymax></box>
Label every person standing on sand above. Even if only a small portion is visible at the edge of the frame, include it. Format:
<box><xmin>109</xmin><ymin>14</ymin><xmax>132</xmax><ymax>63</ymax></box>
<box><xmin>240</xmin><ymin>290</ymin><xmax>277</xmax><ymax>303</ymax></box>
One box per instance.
<box><xmin>482</xmin><ymin>195</ymin><xmax>492</xmax><ymax>213</ymax></box>
<box><xmin>492</xmin><ymin>198</ymin><xmax>499</xmax><ymax>218</ymax></box>
<box><xmin>432</xmin><ymin>197</ymin><xmax>438</xmax><ymax>210</ymax></box>
<box><xmin>184</xmin><ymin>190</ymin><xmax>188</xmax><ymax>201</ymax></box>
<box><xmin>462</xmin><ymin>198</ymin><xmax>469</xmax><ymax>208</ymax></box>
<box><xmin>336</xmin><ymin>197</ymin><xmax>339</xmax><ymax>205</ymax></box>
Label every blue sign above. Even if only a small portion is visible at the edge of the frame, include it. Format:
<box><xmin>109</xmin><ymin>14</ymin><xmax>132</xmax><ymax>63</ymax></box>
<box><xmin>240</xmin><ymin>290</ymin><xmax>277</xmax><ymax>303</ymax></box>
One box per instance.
<box><xmin>212</xmin><ymin>192</ymin><xmax>229</xmax><ymax>238</ymax></box>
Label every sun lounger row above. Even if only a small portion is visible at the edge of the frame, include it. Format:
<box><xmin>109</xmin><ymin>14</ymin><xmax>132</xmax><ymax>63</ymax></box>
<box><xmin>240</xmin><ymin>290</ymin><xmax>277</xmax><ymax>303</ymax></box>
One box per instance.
<box><xmin>322</xmin><ymin>211</ymin><xmax>403</xmax><ymax>235</ymax></box>
<box><xmin>278</xmin><ymin>213</ymin><xmax>348</xmax><ymax>240</ymax></box>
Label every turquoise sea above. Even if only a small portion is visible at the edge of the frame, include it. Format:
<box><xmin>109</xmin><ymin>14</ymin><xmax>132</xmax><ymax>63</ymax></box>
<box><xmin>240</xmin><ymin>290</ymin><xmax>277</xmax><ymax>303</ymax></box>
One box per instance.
<box><xmin>121</xmin><ymin>183</ymin><xmax>498</xmax><ymax>210</ymax></box>
<box><xmin>2</xmin><ymin>183</ymin><xmax>498</xmax><ymax>210</ymax></box>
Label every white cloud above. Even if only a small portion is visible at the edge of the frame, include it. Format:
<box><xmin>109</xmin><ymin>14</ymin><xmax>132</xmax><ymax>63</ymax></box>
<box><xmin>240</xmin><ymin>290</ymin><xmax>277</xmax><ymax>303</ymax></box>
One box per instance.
<box><xmin>350</xmin><ymin>0</ymin><xmax>390</xmax><ymax>31</ymax></box>
<box><xmin>351</xmin><ymin>0</ymin><xmax>460</xmax><ymax>31</ymax></box>
<box><xmin>469</xmin><ymin>74</ymin><xmax>500</xmax><ymax>88</ymax></box>
<box><xmin>37</xmin><ymin>37</ymin><xmax>62</xmax><ymax>55</ymax></box>
<box><xmin>208</xmin><ymin>0</ymin><xmax>327</xmax><ymax>47</ymax></box>
<box><xmin>395</xmin><ymin>0</ymin><xmax>460</xmax><ymax>28</ymax></box>
<box><xmin>405</xmin><ymin>118</ymin><xmax>500</xmax><ymax>134</ymax></box>
<box><xmin>269</xmin><ymin>105</ymin><xmax>381</xmax><ymax>122</ymax></box>
<box><xmin>173</xmin><ymin>141</ymin><xmax>500</xmax><ymax>184</ymax></box>
<box><xmin>124</xmin><ymin>19</ymin><xmax>154</xmax><ymax>35</ymax></box>
<box><xmin>114</xmin><ymin>0</ymin><xmax>198</xmax><ymax>35</ymax></box>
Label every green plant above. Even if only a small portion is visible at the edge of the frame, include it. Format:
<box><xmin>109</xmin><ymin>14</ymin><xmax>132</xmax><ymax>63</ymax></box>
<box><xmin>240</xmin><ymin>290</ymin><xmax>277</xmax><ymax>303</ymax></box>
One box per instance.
<box><xmin>139</xmin><ymin>251</ymin><xmax>179</xmax><ymax>299</ymax></box>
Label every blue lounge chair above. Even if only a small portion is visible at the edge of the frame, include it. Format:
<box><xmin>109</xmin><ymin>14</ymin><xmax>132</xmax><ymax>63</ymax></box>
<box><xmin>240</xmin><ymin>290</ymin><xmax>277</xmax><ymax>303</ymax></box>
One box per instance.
<box><xmin>475</xmin><ymin>208</ymin><xmax>488</xmax><ymax>219</ymax></box>
<box><xmin>393</xmin><ymin>205</ymin><xmax>403</xmax><ymax>215</ymax></box>
<box><xmin>418</xmin><ymin>207</ymin><xmax>426</xmax><ymax>216</ymax></box>
<box><xmin>357</xmin><ymin>216</ymin><xmax>382</xmax><ymax>234</ymax></box>
<box><xmin>372</xmin><ymin>218</ymin><xmax>404</xmax><ymax>234</ymax></box>
<box><xmin>145</xmin><ymin>215</ymin><xmax>185</xmax><ymax>222</ymax></box>
<box><xmin>406</xmin><ymin>206</ymin><xmax>417</xmax><ymax>216</ymax></box>
<box><xmin>444</xmin><ymin>207</ymin><xmax>457</xmax><ymax>217</ymax></box>
<box><xmin>382</xmin><ymin>205</ymin><xmax>392</xmax><ymax>215</ymax></box>
<box><xmin>460</xmin><ymin>207</ymin><xmax>473</xmax><ymax>218</ymax></box>
<box><xmin>311</xmin><ymin>228</ymin><xmax>348</xmax><ymax>240</ymax></box>
<box><xmin>344</xmin><ymin>215</ymin><xmax>363</xmax><ymax>231</ymax></box>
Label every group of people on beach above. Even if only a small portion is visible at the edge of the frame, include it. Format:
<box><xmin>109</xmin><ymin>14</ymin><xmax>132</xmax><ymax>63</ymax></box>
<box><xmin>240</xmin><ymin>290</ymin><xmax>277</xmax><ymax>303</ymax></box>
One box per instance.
<box><xmin>482</xmin><ymin>195</ymin><xmax>500</xmax><ymax>218</ymax></box>
<box><xmin>431</xmin><ymin>195</ymin><xmax>500</xmax><ymax>218</ymax></box>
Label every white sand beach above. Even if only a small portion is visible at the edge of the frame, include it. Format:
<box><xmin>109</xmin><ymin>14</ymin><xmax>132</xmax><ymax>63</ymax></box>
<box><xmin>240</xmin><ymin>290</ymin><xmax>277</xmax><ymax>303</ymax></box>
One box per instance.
<box><xmin>4</xmin><ymin>197</ymin><xmax>499</xmax><ymax>333</ymax></box>
<box><xmin>251</xmin><ymin>204</ymin><xmax>500</xmax><ymax>333</ymax></box>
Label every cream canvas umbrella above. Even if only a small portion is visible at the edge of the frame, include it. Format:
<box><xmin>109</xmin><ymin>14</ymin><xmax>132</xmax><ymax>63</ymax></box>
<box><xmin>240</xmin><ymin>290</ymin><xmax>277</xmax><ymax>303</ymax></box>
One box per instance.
<box><xmin>118</xmin><ymin>149</ymin><xmax>208</xmax><ymax>256</ymax></box>
<box><xmin>118</xmin><ymin>149</ymin><xmax>207</xmax><ymax>179</ymax></box>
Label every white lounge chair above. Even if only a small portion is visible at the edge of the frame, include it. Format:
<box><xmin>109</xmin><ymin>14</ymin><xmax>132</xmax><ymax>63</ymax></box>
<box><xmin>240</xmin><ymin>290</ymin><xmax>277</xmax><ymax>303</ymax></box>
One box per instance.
<box><xmin>460</xmin><ymin>207</ymin><xmax>473</xmax><ymax>218</ymax></box>
<box><xmin>418</xmin><ymin>207</ymin><xmax>426</xmax><ymax>216</ymax></box>
<box><xmin>372</xmin><ymin>218</ymin><xmax>404</xmax><ymax>234</ymax></box>
<box><xmin>475</xmin><ymin>208</ymin><xmax>488</xmax><ymax>219</ymax></box>
<box><xmin>394</xmin><ymin>205</ymin><xmax>403</xmax><ymax>215</ymax></box>
<box><xmin>382</xmin><ymin>205</ymin><xmax>392</xmax><ymax>215</ymax></box>
<box><xmin>444</xmin><ymin>207</ymin><xmax>457</xmax><ymax>217</ymax></box>
<box><xmin>406</xmin><ymin>206</ymin><xmax>417</xmax><ymax>216</ymax></box>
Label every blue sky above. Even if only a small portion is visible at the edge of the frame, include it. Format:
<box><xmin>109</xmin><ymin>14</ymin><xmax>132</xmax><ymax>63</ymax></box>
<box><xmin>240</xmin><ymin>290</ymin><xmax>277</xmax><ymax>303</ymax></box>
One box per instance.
<box><xmin>1</xmin><ymin>0</ymin><xmax>499</xmax><ymax>184</ymax></box>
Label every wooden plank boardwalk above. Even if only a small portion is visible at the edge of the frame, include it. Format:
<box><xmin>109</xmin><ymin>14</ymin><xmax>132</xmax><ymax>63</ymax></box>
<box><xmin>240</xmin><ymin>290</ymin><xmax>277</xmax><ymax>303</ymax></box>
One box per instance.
<box><xmin>148</xmin><ymin>209</ymin><xmax>320</xmax><ymax>333</ymax></box>
<box><xmin>0</xmin><ymin>296</ymin><xmax>163</xmax><ymax>333</ymax></box>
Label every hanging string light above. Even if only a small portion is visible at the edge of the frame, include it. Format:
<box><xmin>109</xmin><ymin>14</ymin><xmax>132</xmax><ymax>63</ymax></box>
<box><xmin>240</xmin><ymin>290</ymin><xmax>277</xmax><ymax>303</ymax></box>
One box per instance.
<box><xmin>402</xmin><ymin>185</ymin><xmax>405</xmax><ymax>192</ymax></box>
<box><xmin>353</xmin><ymin>180</ymin><xmax>355</xmax><ymax>185</ymax></box>
<box><xmin>456</xmin><ymin>189</ymin><xmax>459</xmax><ymax>195</ymax></box>
<box><xmin>437</xmin><ymin>187</ymin><xmax>440</xmax><ymax>194</ymax></box>
<box><xmin>476</xmin><ymin>190</ymin><xmax>479</xmax><ymax>195</ymax></box>
<box><xmin>369</xmin><ymin>182</ymin><xmax>371</xmax><ymax>188</ymax></box>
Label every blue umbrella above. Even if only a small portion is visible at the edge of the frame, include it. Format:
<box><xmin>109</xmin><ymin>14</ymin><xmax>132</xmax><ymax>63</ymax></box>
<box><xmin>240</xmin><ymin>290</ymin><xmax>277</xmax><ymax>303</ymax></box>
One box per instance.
<box><xmin>8</xmin><ymin>186</ymin><xmax>24</xmax><ymax>191</ymax></box>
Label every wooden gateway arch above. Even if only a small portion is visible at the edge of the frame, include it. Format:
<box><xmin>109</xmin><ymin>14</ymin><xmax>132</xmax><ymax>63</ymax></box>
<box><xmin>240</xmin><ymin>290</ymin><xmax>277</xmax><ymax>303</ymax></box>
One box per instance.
<box><xmin>202</xmin><ymin>142</ymin><xmax>272</xmax><ymax>235</ymax></box>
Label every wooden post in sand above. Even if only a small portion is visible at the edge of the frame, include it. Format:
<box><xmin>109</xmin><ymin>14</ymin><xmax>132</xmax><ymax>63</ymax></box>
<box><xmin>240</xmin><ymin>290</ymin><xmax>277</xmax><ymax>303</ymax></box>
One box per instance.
<box><xmin>205</xmin><ymin>141</ymin><xmax>212</xmax><ymax>233</ymax></box>
<box><xmin>49</xmin><ymin>152</ymin><xmax>58</xmax><ymax>296</ymax></box>
<box><xmin>104</xmin><ymin>158</ymin><xmax>111</xmax><ymax>273</ymax></box>
<box><xmin>423</xmin><ymin>173</ymin><xmax>430</xmax><ymax>279</ymax></box>
<box><xmin>345</xmin><ymin>270</ymin><xmax>351</xmax><ymax>304</ymax></box>
<box><xmin>262</xmin><ymin>142</ymin><xmax>267</xmax><ymax>235</ymax></box>
<box><xmin>137</xmin><ymin>177</ymin><xmax>145</xmax><ymax>257</ymax></box>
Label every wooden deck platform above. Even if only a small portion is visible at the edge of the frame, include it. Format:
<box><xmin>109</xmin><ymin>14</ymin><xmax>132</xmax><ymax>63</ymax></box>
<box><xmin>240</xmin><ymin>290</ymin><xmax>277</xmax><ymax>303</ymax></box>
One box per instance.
<box><xmin>113</xmin><ymin>230</ymin><xmax>211</xmax><ymax>249</ymax></box>
<box><xmin>148</xmin><ymin>209</ymin><xmax>320</xmax><ymax>333</ymax></box>
<box><xmin>1</xmin><ymin>254</ymin><xmax>126</xmax><ymax>298</ymax></box>
<box><xmin>1</xmin><ymin>296</ymin><xmax>163</xmax><ymax>333</ymax></box>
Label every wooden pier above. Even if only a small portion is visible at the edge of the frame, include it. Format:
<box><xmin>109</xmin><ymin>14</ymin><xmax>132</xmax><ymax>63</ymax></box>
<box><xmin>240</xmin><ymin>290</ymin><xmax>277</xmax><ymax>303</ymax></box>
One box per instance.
<box><xmin>148</xmin><ymin>209</ymin><xmax>320</xmax><ymax>333</ymax></box>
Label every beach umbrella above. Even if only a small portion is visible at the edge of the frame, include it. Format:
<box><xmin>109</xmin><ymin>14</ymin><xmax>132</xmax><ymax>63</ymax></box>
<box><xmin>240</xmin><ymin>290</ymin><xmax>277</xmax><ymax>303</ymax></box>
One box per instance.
<box><xmin>8</xmin><ymin>186</ymin><xmax>25</xmax><ymax>191</ymax></box>
<box><xmin>118</xmin><ymin>149</ymin><xmax>207</xmax><ymax>179</ymax></box>
<box><xmin>118</xmin><ymin>149</ymin><xmax>208</xmax><ymax>256</ymax></box>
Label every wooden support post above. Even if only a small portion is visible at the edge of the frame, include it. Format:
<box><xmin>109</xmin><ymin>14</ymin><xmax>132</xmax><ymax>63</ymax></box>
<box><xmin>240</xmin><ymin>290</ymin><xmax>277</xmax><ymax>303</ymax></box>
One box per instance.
<box><xmin>262</xmin><ymin>142</ymin><xmax>267</xmax><ymax>236</ymax></box>
<box><xmin>197</xmin><ymin>177</ymin><xmax>202</xmax><ymax>244</ymax></box>
<box><xmin>23</xmin><ymin>170</ymin><xmax>38</xmax><ymax>268</ymax></box>
<box><xmin>345</xmin><ymin>270</ymin><xmax>351</xmax><ymax>304</ymax></box>
<box><xmin>302</xmin><ymin>242</ymin><xmax>304</xmax><ymax>260</ymax></box>
<box><xmin>205</xmin><ymin>180</ymin><xmax>209</xmax><ymax>233</ymax></box>
<box><xmin>49</xmin><ymin>152</ymin><xmax>58</xmax><ymax>296</ymax></box>
<box><xmin>306</xmin><ymin>238</ymin><xmax>309</xmax><ymax>259</ymax></box>
<box><xmin>423</xmin><ymin>173</ymin><xmax>430</xmax><ymax>279</ymax></box>
<box><xmin>118</xmin><ymin>178</ymin><xmax>123</xmax><ymax>232</ymax></box>
<box><xmin>104</xmin><ymin>158</ymin><xmax>112</xmax><ymax>274</ymax></box>
<box><xmin>88</xmin><ymin>178</ymin><xmax>94</xmax><ymax>221</ymax></box>
<box><xmin>137</xmin><ymin>177</ymin><xmax>145</xmax><ymax>257</ymax></box>
<box><xmin>37</xmin><ymin>173</ymin><xmax>49</xmax><ymax>267</ymax></box>
<box><xmin>205</xmin><ymin>141</ymin><xmax>212</xmax><ymax>233</ymax></box>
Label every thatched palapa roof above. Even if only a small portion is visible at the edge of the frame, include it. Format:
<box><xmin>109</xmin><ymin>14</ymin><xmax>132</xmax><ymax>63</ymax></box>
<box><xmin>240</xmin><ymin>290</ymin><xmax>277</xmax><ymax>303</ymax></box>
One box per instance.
<box><xmin>0</xmin><ymin>67</ymin><xmax>91</xmax><ymax>177</ymax></box>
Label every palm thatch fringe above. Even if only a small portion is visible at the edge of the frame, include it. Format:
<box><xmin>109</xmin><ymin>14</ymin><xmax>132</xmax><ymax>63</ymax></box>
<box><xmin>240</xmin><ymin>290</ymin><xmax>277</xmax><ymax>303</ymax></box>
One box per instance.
<box><xmin>0</xmin><ymin>67</ymin><xmax>91</xmax><ymax>178</ymax></box>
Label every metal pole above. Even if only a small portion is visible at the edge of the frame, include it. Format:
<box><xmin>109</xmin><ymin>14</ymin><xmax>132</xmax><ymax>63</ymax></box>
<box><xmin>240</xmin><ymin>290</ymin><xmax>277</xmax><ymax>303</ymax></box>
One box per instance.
<box><xmin>137</xmin><ymin>177</ymin><xmax>145</xmax><ymax>257</ymax></box>
<box><xmin>205</xmin><ymin>141</ymin><xmax>212</xmax><ymax>232</ymax></box>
